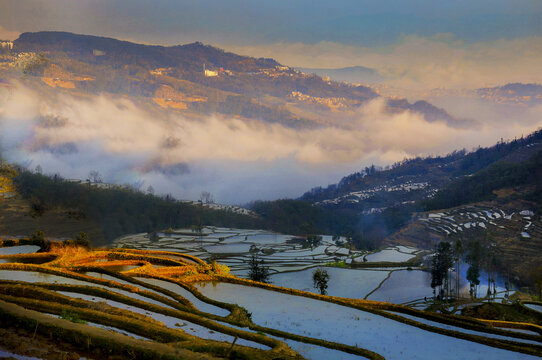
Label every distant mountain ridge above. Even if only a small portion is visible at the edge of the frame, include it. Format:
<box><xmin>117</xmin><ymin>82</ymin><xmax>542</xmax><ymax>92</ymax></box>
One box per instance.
<box><xmin>476</xmin><ymin>83</ymin><xmax>542</xmax><ymax>106</ymax></box>
<box><xmin>295</xmin><ymin>65</ymin><xmax>384</xmax><ymax>84</ymax></box>
<box><xmin>301</xmin><ymin>129</ymin><xmax>542</xmax><ymax>212</ymax></box>
<box><xmin>14</xmin><ymin>31</ymin><xmax>279</xmax><ymax>72</ymax></box>
<box><xmin>6</xmin><ymin>31</ymin><xmax>464</xmax><ymax>129</ymax></box>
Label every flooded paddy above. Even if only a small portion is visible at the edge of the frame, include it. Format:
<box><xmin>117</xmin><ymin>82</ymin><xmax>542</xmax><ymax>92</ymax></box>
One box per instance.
<box><xmin>0</xmin><ymin>245</ymin><xmax>40</xmax><ymax>255</ymax></box>
<box><xmin>135</xmin><ymin>277</ymin><xmax>230</xmax><ymax>317</ymax></box>
<box><xmin>524</xmin><ymin>303</ymin><xmax>542</xmax><ymax>313</ymax></box>
<box><xmin>114</xmin><ymin>227</ymin><xmax>362</xmax><ymax>276</ymax></box>
<box><xmin>1</xmin><ymin>237</ymin><xmax>539</xmax><ymax>360</ymax></box>
<box><xmin>271</xmin><ymin>267</ymin><xmax>390</xmax><ymax>298</ymax></box>
<box><xmin>364</xmin><ymin>248</ymin><xmax>417</xmax><ymax>263</ymax></box>
<box><xmin>195</xmin><ymin>282</ymin><xmax>539</xmax><ymax>360</ymax></box>
<box><xmin>114</xmin><ymin>227</ymin><xmax>517</xmax><ymax>307</ymax></box>
<box><xmin>55</xmin><ymin>291</ymin><xmax>267</xmax><ymax>349</ymax></box>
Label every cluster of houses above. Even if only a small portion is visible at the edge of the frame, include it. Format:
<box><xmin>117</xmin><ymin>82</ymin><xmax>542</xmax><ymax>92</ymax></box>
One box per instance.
<box><xmin>0</xmin><ymin>40</ymin><xmax>13</xmax><ymax>51</ymax></box>
<box><xmin>202</xmin><ymin>64</ymin><xmax>292</xmax><ymax>78</ymax></box>
<box><xmin>319</xmin><ymin>181</ymin><xmax>432</xmax><ymax>205</ymax></box>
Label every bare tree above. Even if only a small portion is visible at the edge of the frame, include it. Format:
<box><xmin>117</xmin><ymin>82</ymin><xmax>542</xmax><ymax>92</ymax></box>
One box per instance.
<box><xmin>130</xmin><ymin>180</ymin><xmax>145</xmax><ymax>192</ymax></box>
<box><xmin>88</xmin><ymin>170</ymin><xmax>103</xmax><ymax>183</ymax></box>
<box><xmin>200</xmin><ymin>191</ymin><xmax>214</xmax><ymax>204</ymax></box>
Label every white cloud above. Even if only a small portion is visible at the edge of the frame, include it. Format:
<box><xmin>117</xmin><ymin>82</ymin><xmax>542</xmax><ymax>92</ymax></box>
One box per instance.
<box><xmin>227</xmin><ymin>35</ymin><xmax>542</xmax><ymax>90</ymax></box>
<box><xmin>1</xmin><ymin>82</ymin><xmax>541</xmax><ymax>203</ymax></box>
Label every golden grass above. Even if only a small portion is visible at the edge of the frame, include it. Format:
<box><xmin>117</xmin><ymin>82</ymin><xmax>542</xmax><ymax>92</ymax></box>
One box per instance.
<box><xmin>0</xmin><ymin>175</ymin><xmax>15</xmax><ymax>196</ymax></box>
<box><xmin>477</xmin><ymin>319</ymin><xmax>542</xmax><ymax>335</ymax></box>
<box><xmin>41</xmin><ymin>77</ymin><xmax>76</xmax><ymax>89</ymax></box>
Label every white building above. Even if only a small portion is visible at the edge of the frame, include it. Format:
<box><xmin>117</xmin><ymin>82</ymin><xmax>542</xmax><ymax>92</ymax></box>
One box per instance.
<box><xmin>204</xmin><ymin>69</ymin><xmax>218</xmax><ymax>77</ymax></box>
<box><xmin>203</xmin><ymin>64</ymin><xmax>218</xmax><ymax>77</ymax></box>
<box><xmin>0</xmin><ymin>41</ymin><xmax>13</xmax><ymax>51</ymax></box>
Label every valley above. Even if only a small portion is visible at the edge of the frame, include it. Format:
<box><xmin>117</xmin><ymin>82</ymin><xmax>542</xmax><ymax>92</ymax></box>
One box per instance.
<box><xmin>0</xmin><ymin>18</ymin><xmax>541</xmax><ymax>360</ymax></box>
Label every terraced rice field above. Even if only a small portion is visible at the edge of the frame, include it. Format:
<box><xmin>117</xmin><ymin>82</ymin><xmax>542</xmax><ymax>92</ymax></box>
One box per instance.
<box><xmin>115</xmin><ymin>228</ymin><xmax>366</xmax><ymax>276</ymax></box>
<box><xmin>115</xmin><ymin>227</ymin><xmax>514</xmax><ymax>306</ymax></box>
<box><xmin>0</xmin><ymin>238</ymin><xmax>540</xmax><ymax>359</ymax></box>
<box><xmin>421</xmin><ymin>206</ymin><xmax>540</xmax><ymax>240</ymax></box>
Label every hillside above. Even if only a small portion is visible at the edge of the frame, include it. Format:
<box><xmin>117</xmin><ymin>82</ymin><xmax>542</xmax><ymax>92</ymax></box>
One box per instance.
<box><xmin>373</xmin><ymin>82</ymin><xmax>542</xmax><ymax>108</ymax></box>
<box><xmin>299</xmin><ymin>129</ymin><xmax>542</xmax><ymax>287</ymax></box>
<box><xmin>2</xmin><ymin>161</ymin><xmax>357</xmax><ymax>246</ymax></box>
<box><xmin>1</xmin><ymin>31</ymin><xmax>461</xmax><ymax>128</ymax></box>
<box><xmin>476</xmin><ymin>83</ymin><xmax>542</xmax><ymax>107</ymax></box>
<box><xmin>0</xmin><ymin>162</ymin><xmax>263</xmax><ymax>245</ymax></box>
<box><xmin>301</xmin><ymin>129</ymin><xmax>542</xmax><ymax>210</ymax></box>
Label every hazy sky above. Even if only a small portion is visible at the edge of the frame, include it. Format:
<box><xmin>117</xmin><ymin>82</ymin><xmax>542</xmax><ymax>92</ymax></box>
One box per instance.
<box><xmin>1</xmin><ymin>0</ymin><xmax>541</xmax><ymax>45</ymax></box>
<box><xmin>1</xmin><ymin>1</ymin><xmax>541</xmax><ymax>89</ymax></box>
<box><xmin>0</xmin><ymin>0</ymin><xmax>541</xmax><ymax>88</ymax></box>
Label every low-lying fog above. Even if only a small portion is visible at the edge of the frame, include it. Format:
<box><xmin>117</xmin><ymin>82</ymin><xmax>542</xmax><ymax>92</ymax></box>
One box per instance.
<box><xmin>1</xmin><ymin>82</ymin><xmax>541</xmax><ymax>204</ymax></box>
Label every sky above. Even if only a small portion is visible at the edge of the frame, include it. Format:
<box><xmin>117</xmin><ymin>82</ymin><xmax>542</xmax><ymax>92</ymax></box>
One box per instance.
<box><xmin>1</xmin><ymin>0</ymin><xmax>541</xmax><ymax>88</ymax></box>
<box><xmin>1</xmin><ymin>1</ymin><xmax>540</xmax><ymax>45</ymax></box>
<box><xmin>1</xmin><ymin>1</ymin><xmax>541</xmax><ymax>204</ymax></box>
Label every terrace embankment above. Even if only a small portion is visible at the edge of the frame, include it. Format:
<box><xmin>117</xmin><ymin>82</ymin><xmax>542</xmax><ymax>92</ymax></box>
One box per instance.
<box><xmin>0</xmin><ymin>238</ymin><xmax>541</xmax><ymax>359</ymax></box>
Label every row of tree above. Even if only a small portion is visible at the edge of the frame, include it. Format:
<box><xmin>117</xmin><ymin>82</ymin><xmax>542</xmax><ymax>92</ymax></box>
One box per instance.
<box><xmin>12</xmin><ymin>169</ymin><xmax>261</xmax><ymax>245</ymax></box>
<box><xmin>431</xmin><ymin>234</ymin><xmax>502</xmax><ymax>301</ymax></box>
<box><xmin>13</xmin><ymin>168</ymin><xmax>370</xmax><ymax>247</ymax></box>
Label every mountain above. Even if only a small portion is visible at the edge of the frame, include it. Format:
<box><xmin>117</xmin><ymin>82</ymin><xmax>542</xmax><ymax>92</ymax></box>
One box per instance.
<box><xmin>295</xmin><ymin>65</ymin><xmax>384</xmax><ymax>84</ymax></box>
<box><xmin>301</xmin><ymin>129</ymin><xmax>542</xmax><ymax>218</ymax></box>
<box><xmin>14</xmin><ymin>31</ymin><xmax>279</xmax><ymax>73</ymax></box>
<box><xmin>0</xmin><ymin>162</ymin><xmax>262</xmax><ymax>244</ymax></box>
<box><xmin>3</xmin><ymin>31</ymin><xmax>461</xmax><ymax>128</ymax></box>
<box><xmin>476</xmin><ymin>83</ymin><xmax>542</xmax><ymax>106</ymax></box>
<box><xmin>298</xmin><ymin>129</ymin><xmax>542</xmax><ymax>286</ymax></box>
<box><xmin>372</xmin><ymin>82</ymin><xmax>542</xmax><ymax>108</ymax></box>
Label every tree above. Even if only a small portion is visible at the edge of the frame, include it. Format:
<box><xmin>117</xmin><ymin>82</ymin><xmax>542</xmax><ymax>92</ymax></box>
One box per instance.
<box><xmin>430</xmin><ymin>241</ymin><xmax>454</xmax><ymax>301</ymax></box>
<box><xmin>149</xmin><ymin>231</ymin><xmax>160</xmax><ymax>243</ymax></box>
<box><xmin>248</xmin><ymin>255</ymin><xmax>270</xmax><ymax>283</ymax></box>
<box><xmin>532</xmin><ymin>265</ymin><xmax>542</xmax><ymax>301</ymax></box>
<box><xmin>430</xmin><ymin>255</ymin><xmax>443</xmax><ymax>299</ymax></box>
<box><xmin>31</xmin><ymin>229</ymin><xmax>45</xmax><ymax>242</ymax></box>
<box><xmin>466</xmin><ymin>239</ymin><xmax>483</xmax><ymax>298</ymax></box>
<box><xmin>191</xmin><ymin>219</ymin><xmax>204</xmax><ymax>242</ymax></box>
<box><xmin>305</xmin><ymin>235</ymin><xmax>322</xmax><ymax>250</ymax></box>
<box><xmin>30</xmin><ymin>229</ymin><xmax>47</xmax><ymax>250</ymax></box>
<box><xmin>88</xmin><ymin>170</ymin><xmax>103</xmax><ymax>184</ymax></box>
<box><xmin>200</xmin><ymin>191</ymin><xmax>214</xmax><ymax>204</ymax></box>
<box><xmin>147</xmin><ymin>185</ymin><xmax>155</xmax><ymax>195</ymax></box>
<box><xmin>454</xmin><ymin>238</ymin><xmax>464</xmax><ymax>298</ymax></box>
<box><xmin>313</xmin><ymin>268</ymin><xmax>330</xmax><ymax>295</ymax></box>
<box><xmin>74</xmin><ymin>232</ymin><xmax>90</xmax><ymax>248</ymax></box>
<box><xmin>467</xmin><ymin>265</ymin><xmax>480</xmax><ymax>298</ymax></box>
